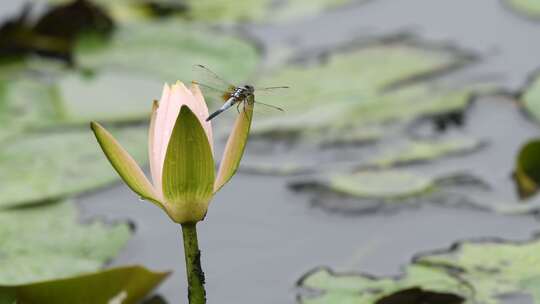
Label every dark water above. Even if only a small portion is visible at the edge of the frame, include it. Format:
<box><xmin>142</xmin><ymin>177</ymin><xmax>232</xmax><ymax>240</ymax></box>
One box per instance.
<box><xmin>3</xmin><ymin>0</ymin><xmax>540</xmax><ymax>303</ymax></box>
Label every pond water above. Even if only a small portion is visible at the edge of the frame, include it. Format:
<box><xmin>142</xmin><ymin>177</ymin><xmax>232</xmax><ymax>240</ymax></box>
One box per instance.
<box><xmin>74</xmin><ymin>0</ymin><xmax>540</xmax><ymax>303</ymax></box>
<box><xmin>3</xmin><ymin>0</ymin><xmax>540</xmax><ymax>303</ymax></box>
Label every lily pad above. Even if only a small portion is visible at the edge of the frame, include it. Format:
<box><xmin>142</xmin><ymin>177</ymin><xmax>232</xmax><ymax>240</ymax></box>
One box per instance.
<box><xmin>183</xmin><ymin>0</ymin><xmax>271</xmax><ymax>22</ymax></box>
<box><xmin>329</xmin><ymin>171</ymin><xmax>435</xmax><ymax>200</ymax></box>
<box><xmin>289</xmin><ymin>171</ymin><xmax>491</xmax><ymax>214</ymax></box>
<box><xmin>57</xmin><ymin>70</ymin><xmax>162</xmax><ymax>124</ymax></box>
<box><xmin>512</xmin><ymin>139</ymin><xmax>540</xmax><ymax>199</ymax></box>
<box><xmin>252</xmin><ymin>40</ymin><xmax>474</xmax><ymax>140</ymax></box>
<box><xmin>299</xmin><ymin>237</ymin><xmax>540</xmax><ymax>303</ymax></box>
<box><xmin>0</xmin><ymin>78</ymin><xmax>59</xmax><ymax>141</ymax></box>
<box><xmin>521</xmin><ymin>72</ymin><xmax>540</xmax><ymax>123</ymax></box>
<box><xmin>49</xmin><ymin>0</ymin><xmax>362</xmax><ymax>23</ymax></box>
<box><xmin>299</xmin><ymin>265</ymin><xmax>466</xmax><ymax>304</ymax></box>
<box><xmin>416</xmin><ymin>238</ymin><xmax>540</xmax><ymax>304</ymax></box>
<box><xmin>0</xmin><ymin>200</ymin><xmax>131</xmax><ymax>284</ymax></box>
<box><xmin>368</xmin><ymin>138</ymin><xmax>484</xmax><ymax>168</ymax></box>
<box><xmin>504</xmin><ymin>0</ymin><xmax>540</xmax><ymax>19</ymax></box>
<box><xmin>0</xmin><ymin>126</ymin><xmax>147</xmax><ymax>208</ymax></box>
<box><xmin>76</xmin><ymin>20</ymin><xmax>260</xmax><ymax>84</ymax></box>
<box><xmin>240</xmin><ymin>160</ymin><xmax>314</xmax><ymax>175</ymax></box>
<box><xmin>0</xmin><ymin>68</ymin><xmax>163</xmax><ymax>141</ymax></box>
<box><xmin>185</xmin><ymin>0</ymin><xmax>360</xmax><ymax>23</ymax></box>
<box><xmin>0</xmin><ymin>266</ymin><xmax>168</xmax><ymax>304</ymax></box>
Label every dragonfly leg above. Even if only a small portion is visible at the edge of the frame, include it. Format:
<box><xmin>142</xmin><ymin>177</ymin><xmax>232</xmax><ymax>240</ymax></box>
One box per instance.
<box><xmin>236</xmin><ymin>101</ymin><xmax>241</xmax><ymax>114</ymax></box>
<box><xmin>242</xmin><ymin>99</ymin><xmax>249</xmax><ymax>120</ymax></box>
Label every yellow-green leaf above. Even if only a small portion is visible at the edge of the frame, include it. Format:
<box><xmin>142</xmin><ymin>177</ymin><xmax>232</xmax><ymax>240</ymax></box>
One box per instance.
<box><xmin>214</xmin><ymin>99</ymin><xmax>254</xmax><ymax>193</ymax></box>
<box><xmin>162</xmin><ymin>106</ymin><xmax>215</xmax><ymax>223</ymax></box>
<box><xmin>513</xmin><ymin>139</ymin><xmax>540</xmax><ymax>199</ymax></box>
<box><xmin>0</xmin><ymin>266</ymin><xmax>169</xmax><ymax>304</ymax></box>
<box><xmin>90</xmin><ymin>122</ymin><xmax>161</xmax><ymax>206</ymax></box>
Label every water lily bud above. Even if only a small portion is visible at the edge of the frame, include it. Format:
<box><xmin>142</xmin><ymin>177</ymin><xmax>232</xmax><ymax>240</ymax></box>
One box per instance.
<box><xmin>91</xmin><ymin>81</ymin><xmax>253</xmax><ymax>224</ymax></box>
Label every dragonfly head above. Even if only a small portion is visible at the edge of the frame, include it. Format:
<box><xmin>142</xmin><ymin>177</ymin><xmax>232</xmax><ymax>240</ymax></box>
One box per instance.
<box><xmin>242</xmin><ymin>85</ymin><xmax>255</xmax><ymax>94</ymax></box>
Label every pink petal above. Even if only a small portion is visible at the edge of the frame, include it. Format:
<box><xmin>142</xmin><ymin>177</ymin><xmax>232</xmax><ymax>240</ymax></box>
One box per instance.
<box><xmin>149</xmin><ymin>81</ymin><xmax>214</xmax><ymax>196</ymax></box>
<box><xmin>189</xmin><ymin>82</ymin><xmax>213</xmax><ymax>152</ymax></box>
<box><xmin>151</xmin><ymin>83</ymin><xmax>176</xmax><ymax>196</ymax></box>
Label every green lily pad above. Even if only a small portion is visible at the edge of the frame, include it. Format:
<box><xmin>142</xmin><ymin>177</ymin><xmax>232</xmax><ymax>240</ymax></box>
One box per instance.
<box><xmin>289</xmin><ymin>171</ymin><xmax>491</xmax><ymax>214</ymax></box>
<box><xmin>185</xmin><ymin>0</ymin><xmax>359</xmax><ymax>23</ymax></box>
<box><xmin>0</xmin><ymin>200</ymin><xmax>131</xmax><ymax>284</ymax></box>
<box><xmin>369</xmin><ymin>138</ymin><xmax>484</xmax><ymax>168</ymax></box>
<box><xmin>0</xmin><ymin>69</ymin><xmax>163</xmax><ymax>142</ymax></box>
<box><xmin>416</xmin><ymin>238</ymin><xmax>540</xmax><ymax>304</ymax></box>
<box><xmin>299</xmin><ymin>265</ymin><xmax>465</xmax><ymax>304</ymax></box>
<box><xmin>0</xmin><ymin>126</ymin><xmax>147</xmax><ymax>208</ymax></box>
<box><xmin>0</xmin><ymin>266</ymin><xmax>169</xmax><ymax>304</ymax></box>
<box><xmin>182</xmin><ymin>0</ymin><xmax>271</xmax><ymax>22</ymax></box>
<box><xmin>330</xmin><ymin>170</ymin><xmax>436</xmax><ymax>200</ymax></box>
<box><xmin>318</xmin><ymin>126</ymin><xmax>383</xmax><ymax>147</ymax></box>
<box><xmin>0</xmin><ymin>78</ymin><xmax>58</xmax><ymax>141</ymax></box>
<box><xmin>521</xmin><ymin>72</ymin><xmax>540</xmax><ymax>123</ymax></box>
<box><xmin>240</xmin><ymin>160</ymin><xmax>314</xmax><ymax>175</ymax></box>
<box><xmin>504</xmin><ymin>0</ymin><xmax>540</xmax><ymax>19</ymax></box>
<box><xmin>299</xmin><ymin>237</ymin><xmax>540</xmax><ymax>303</ymax></box>
<box><xmin>57</xmin><ymin>70</ymin><xmax>162</xmax><ymax>124</ymax></box>
<box><xmin>48</xmin><ymin>0</ymin><xmax>362</xmax><ymax>23</ymax></box>
<box><xmin>512</xmin><ymin>139</ymin><xmax>540</xmax><ymax>199</ymax></box>
<box><xmin>252</xmin><ymin>40</ymin><xmax>474</xmax><ymax>140</ymax></box>
<box><xmin>76</xmin><ymin>20</ymin><xmax>260</xmax><ymax>83</ymax></box>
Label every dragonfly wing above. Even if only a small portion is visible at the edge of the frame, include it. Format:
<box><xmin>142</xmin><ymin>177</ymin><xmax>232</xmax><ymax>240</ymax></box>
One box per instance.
<box><xmin>193</xmin><ymin>64</ymin><xmax>235</xmax><ymax>91</ymax></box>
<box><xmin>249</xmin><ymin>99</ymin><xmax>285</xmax><ymax>117</ymax></box>
<box><xmin>192</xmin><ymin>64</ymin><xmax>237</xmax><ymax>107</ymax></box>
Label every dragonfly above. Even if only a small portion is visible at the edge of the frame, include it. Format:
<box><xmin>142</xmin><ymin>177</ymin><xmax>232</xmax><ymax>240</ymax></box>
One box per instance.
<box><xmin>192</xmin><ymin>64</ymin><xmax>288</xmax><ymax>121</ymax></box>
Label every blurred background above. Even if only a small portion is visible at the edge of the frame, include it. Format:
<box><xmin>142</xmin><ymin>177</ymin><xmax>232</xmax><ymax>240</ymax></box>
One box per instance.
<box><xmin>2</xmin><ymin>0</ymin><xmax>540</xmax><ymax>303</ymax></box>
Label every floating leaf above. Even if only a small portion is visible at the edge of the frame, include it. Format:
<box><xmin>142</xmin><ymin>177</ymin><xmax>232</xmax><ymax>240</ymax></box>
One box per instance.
<box><xmin>0</xmin><ymin>200</ymin><xmax>130</xmax><ymax>284</ymax></box>
<box><xmin>0</xmin><ymin>266</ymin><xmax>169</xmax><ymax>304</ymax></box>
<box><xmin>329</xmin><ymin>170</ymin><xmax>436</xmax><ymax>200</ymax></box>
<box><xmin>48</xmin><ymin>0</ymin><xmax>189</xmax><ymax>21</ymax></box>
<box><xmin>521</xmin><ymin>72</ymin><xmax>540</xmax><ymax>123</ymax></box>
<box><xmin>240</xmin><ymin>160</ymin><xmax>313</xmax><ymax>175</ymax></box>
<box><xmin>58</xmin><ymin>70</ymin><xmax>163</xmax><ymax>124</ymax></box>
<box><xmin>504</xmin><ymin>0</ymin><xmax>540</xmax><ymax>19</ymax></box>
<box><xmin>185</xmin><ymin>0</ymin><xmax>359</xmax><ymax>23</ymax></box>
<box><xmin>0</xmin><ymin>126</ymin><xmax>147</xmax><ymax>208</ymax></box>
<box><xmin>184</xmin><ymin>0</ymin><xmax>271</xmax><ymax>22</ymax></box>
<box><xmin>513</xmin><ymin>139</ymin><xmax>540</xmax><ymax>199</ymax></box>
<box><xmin>290</xmin><ymin>171</ymin><xmax>490</xmax><ymax>214</ymax></box>
<box><xmin>299</xmin><ymin>265</ymin><xmax>465</xmax><ymax>304</ymax></box>
<box><xmin>271</xmin><ymin>0</ymin><xmax>360</xmax><ymax>22</ymax></box>
<box><xmin>0</xmin><ymin>76</ymin><xmax>62</xmax><ymax>141</ymax></box>
<box><xmin>369</xmin><ymin>138</ymin><xmax>484</xmax><ymax>168</ymax></box>
<box><xmin>299</xmin><ymin>237</ymin><xmax>540</xmax><ymax>303</ymax></box>
<box><xmin>49</xmin><ymin>0</ymin><xmax>362</xmax><ymax>23</ymax></box>
<box><xmin>0</xmin><ymin>71</ymin><xmax>159</xmax><ymax>141</ymax></box>
<box><xmin>76</xmin><ymin>20</ymin><xmax>260</xmax><ymax>84</ymax></box>
<box><xmin>253</xmin><ymin>40</ymin><xmax>474</xmax><ymax>140</ymax></box>
<box><xmin>416</xmin><ymin>238</ymin><xmax>540</xmax><ymax>304</ymax></box>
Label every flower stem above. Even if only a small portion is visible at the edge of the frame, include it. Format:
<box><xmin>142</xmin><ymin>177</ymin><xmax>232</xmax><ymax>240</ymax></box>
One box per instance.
<box><xmin>181</xmin><ymin>222</ymin><xmax>206</xmax><ymax>304</ymax></box>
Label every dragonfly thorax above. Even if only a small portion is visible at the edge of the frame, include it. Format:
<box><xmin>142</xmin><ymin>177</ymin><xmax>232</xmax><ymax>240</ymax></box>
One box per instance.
<box><xmin>231</xmin><ymin>85</ymin><xmax>255</xmax><ymax>100</ymax></box>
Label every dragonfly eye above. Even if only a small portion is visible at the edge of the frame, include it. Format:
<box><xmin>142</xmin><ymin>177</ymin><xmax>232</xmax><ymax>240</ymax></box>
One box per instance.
<box><xmin>245</xmin><ymin>85</ymin><xmax>254</xmax><ymax>93</ymax></box>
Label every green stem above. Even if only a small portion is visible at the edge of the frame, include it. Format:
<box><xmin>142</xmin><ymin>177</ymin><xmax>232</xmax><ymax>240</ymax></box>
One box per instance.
<box><xmin>181</xmin><ymin>222</ymin><xmax>206</xmax><ymax>304</ymax></box>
